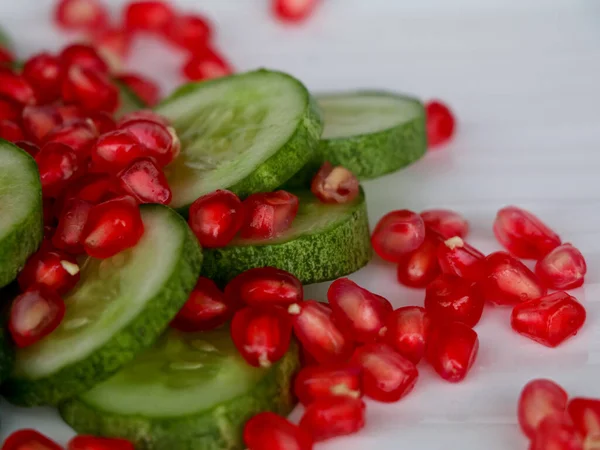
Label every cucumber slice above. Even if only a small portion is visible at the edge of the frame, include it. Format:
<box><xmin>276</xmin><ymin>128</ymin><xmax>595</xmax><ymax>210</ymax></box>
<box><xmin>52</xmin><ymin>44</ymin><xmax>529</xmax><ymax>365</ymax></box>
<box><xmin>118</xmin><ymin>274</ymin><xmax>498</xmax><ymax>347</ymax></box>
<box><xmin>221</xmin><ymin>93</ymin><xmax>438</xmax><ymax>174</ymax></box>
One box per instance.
<box><xmin>0</xmin><ymin>27</ymin><xmax>12</xmax><ymax>50</ymax></box>
<box><xmin>0</xmin><ymin>139</ymin><xmax>43</xmax><ymax>288</ymax></box>
<box><xmin>115</xmin><ymin>80</ymin><xmax>147</xmax><ymax>116</ymax></box>
<box><xmin>59</xmin><ymin>328</ymin><xmax>299</xmax><ymax>450</ymax></box>
<box><xmin>155</xmin><ymin>69</ymin><xmax>323</xmax><ymax>210</ymax></box>
<box><xmin>202</xmin><ymin>190</ymin><xmax>372</xmax><ymax>286</ymax></box>
<box><xmin>2</xmin><ymin>204</ymin><xmax>203</xmax><ymax>406</ymax></box>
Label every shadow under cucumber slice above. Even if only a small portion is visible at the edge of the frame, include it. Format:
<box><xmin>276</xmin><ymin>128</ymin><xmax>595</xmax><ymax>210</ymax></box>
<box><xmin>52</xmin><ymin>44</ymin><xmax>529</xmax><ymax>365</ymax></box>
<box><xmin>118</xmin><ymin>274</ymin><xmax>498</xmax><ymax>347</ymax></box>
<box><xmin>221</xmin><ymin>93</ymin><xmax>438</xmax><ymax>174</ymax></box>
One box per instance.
<box><xmin>202</xmin><ymin>190</ymin><xmax>372</xmax><ymax>286</ymax></box>
<box><xmin>3</xmin><ymin>205</ymin><xmax>202</xmax><ymax>406</ymax></box>
<box><xmin>0</xmin><ymin>326</ymin><xmax>14</xmax><ymax>384</ymax></box>
<box><xmin>59</xmin><ymin>328</ymin><xmax>299</xmax><ymax>450</ymax></box>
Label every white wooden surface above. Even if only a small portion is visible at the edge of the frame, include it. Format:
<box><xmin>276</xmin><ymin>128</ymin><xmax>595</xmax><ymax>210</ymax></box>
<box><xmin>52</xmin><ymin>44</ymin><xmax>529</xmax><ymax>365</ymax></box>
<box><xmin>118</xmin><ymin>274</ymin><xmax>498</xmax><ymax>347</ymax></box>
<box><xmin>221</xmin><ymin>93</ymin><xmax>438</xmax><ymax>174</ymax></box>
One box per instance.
<box><xmin>2</xmin><ymin>1</ymin><xmax>600</xmax><ymax>448</ymax></box>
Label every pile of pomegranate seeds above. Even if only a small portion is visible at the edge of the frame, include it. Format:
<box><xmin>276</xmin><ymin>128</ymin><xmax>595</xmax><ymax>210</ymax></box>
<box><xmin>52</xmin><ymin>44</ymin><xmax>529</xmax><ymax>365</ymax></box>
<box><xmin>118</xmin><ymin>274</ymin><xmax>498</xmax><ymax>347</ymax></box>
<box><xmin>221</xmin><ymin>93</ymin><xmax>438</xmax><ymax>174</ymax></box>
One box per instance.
<box><xmin>1</xmin><ymin>429</ymin><xmax>134</xmax><ymax>450</ymax></box>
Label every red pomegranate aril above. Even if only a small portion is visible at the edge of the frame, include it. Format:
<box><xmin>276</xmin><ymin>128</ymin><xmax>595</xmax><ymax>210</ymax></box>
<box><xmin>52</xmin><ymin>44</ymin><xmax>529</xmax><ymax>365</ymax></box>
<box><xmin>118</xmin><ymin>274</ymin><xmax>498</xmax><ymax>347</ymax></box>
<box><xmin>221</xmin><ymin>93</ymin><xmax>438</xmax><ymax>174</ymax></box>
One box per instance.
<box><xmin>327</xmin><ymin>278</ymin><xmax>393</xmax><ymax>343</ymax></box>
<box><xmin>22</xmin><ymin>53</ymin><xmax>63</xmax><ymax>104</ymax></box>
<box><xmin>117</xmin><ymin>109</ymin><xmax>169</xmax><ymax>127</ymax></box>
<box><xmin>2</xmin><ymin>429</ymin><xmax>63</xmax><ymax>450</ymax></box>
<box><xmin>289</xmin><ymin>300</ymin><xmax>354</xmax><ymax>364</ymax></box>
<box><xmin>511</xmin><ymin>291</ymin><xmax>586</xmax><ymax>348</ymax></box>
<box><xmin>68</xmin><ymin>435</ymin><xmax>135</xmax><ymax>450</ymax></box>
<box><xmin>351</xmin><ymin>342</ymin><xmax>418</xmax><ymax>403</ymax></box>
<box><xmin>55</xmin><ymin>0</ymin><xmax>108</xmax><ymax>32</ymax></box>
<box><xmin>0</xmin><ymin>46</ymin><xmax>14</xmax><ymax>65</ymax></box>
<box><xmin>225</xmin><ymin>267</ymin><xmax>303</xmax><ymax>308</ymax></box>
<box><xmin>182</xmin><ymin>47</ymin><xmax>233</xmax><ymax>81</ymax></box>
<box><xmin>482</xmin><ymin>251</ymin><xmax>546</xmax><ymax>306</ymax></box>
<box><xmin>568</xmin><ymin>398</ymin><xmax>600</xmax><ymax>439</ymax></box>
<box><xmin>56</xmin><ymin>103</ymin><xmax>86</xmax><ymax>123</ymax></box>
<box><xmin>530</xmin><ymin>415</ymin><xmax>583</xmax><ymax>450</ymax></box>
<box><xmin>88</xmin><ymin>111</ymin><xmax>116</xmax><ymax>134</ymax></box>
<box><xmin>82</xmin><ymin>195</ymin><xmax>144</xmax><ymax>259</ymax></box>
<box><xmin>9</xmin><ymin>285</ymin><xmax>66</xmax><ymax>348</ymax></box>
<box><xmin>91</xmin><ymin>129</ymin><xmax>145</xmax><ymax>173</ymax></box>
<box><xmin>396</xmin><ymin>233</ymin><xmax>441</xmax><ymax>288</ymax></box>
<box><xmin>60</xmin><ymin>44</ymin><xmax>109</xmax><ymax>73</ymax></box>
<box><xmin>22</xmin><ymin>105</ymin><xmax>63</xmax><ymax>144</ymax></box>
<box><xmin>0</xmin><ymin>95</ymin><xmax>22</xmax><ymax>121</ymax></box>
<box><xmin>427</xmin><ymin>322</ymin><xmax>479</xmax><ymax>382</ymax></box>
<box><xmin>45</xmin><ymin>118</ymin><xmax>98</xmax><ymax>158</ymax></box>
<box><xmin>244</xmin><ymin>412</ymin><xmax>314</xmax><ymax>450</ymax></box>
<box><xmin>52</xmin><ymin>197</ymin><xmax>93</xmax><ymax>254</ymax></box>
<box><xmin>231</xmin><ymin>306</ymin><xmax>292</xmax><ymax>368</ymax></box>
<box><xmin>119</xmin><ymin>119</ymin><xmax>177</xmax><ymax>166</ymax></box>
<box><xmin>273</xmin><ymin>0</ymin><xmax>320</xmax><ymax>22</ymax></box>
<box><xmin>0</xmin><ymin>119</ymin><xmax>24</xmax><ymax>142</ymax></box>
<box><xmin>494</xmin><ymin>206</ymin><xmax>561</xmax><ymax>260</ymax></box>
<box><xmin>188</xmin><ymin>189</ymin><xmax>243</xmax><ymax>248</ymax></box>
<box><xmin>18</xmin><ymin>249</ymin><xmax>80</xmax><ymax>295</ymax></box>
<box><xmin>62</xmin><ymin>66</ymin><xmax>119</xmax><ymax>113</ymax></box>
<box><xmin>125</xmin><ymin>1</ymin><xmax>175</xmax><ymax>32</ymax></box>
<box><xmin>116</xmin><ymin>73</ymin><xmax>161</xmax><ymax>107</ymax></box>
<box><xmin>15</xmin><ymin>141</ymin><xmax>40</xmax><ymax>158</ymax></box>
<box><xmin>300</xmin><ymin>396</ymin><xmax>366</xmax><ymax>442</ymax></box>
<box><xmin>36</xmin><ymin>142</ymin><xmax>81</xmax><ymax>198</ymax></box>
<box><xmin>117</xmin><ymin>157</ymin><xmax>172</xmax><ymax>205</ymax></box>
<box><xmin>425</xmin><ymin>100</ymin><xmax>455</xmax><ymax>148</ymax></box>
<box><xmin>437</xmin><ymin>236</ymin><xmax>485</xmax><ymax>281</ymax></box>
<box><xmin>420</xmin><ymin>209</ymin><xmax>469</xmax><ymax>239</ymax></box>
<box><xmin>164</xmin><ymin>13</ymin><xmax>213</xmax><ymax>52</ymax></box>
<box><xmin>311</xmin><ymin>162</ymin><xmax>360</xmax><ymax>204</ymax></box>
<box><xmin>371</xmin><ymin>210</ymin><xmax>426</xmax><ymax>262</ymax></box>
<box><xmin>294</xmin><ymin>364</ymin><xmax>362</xmax><ymax>406</ymax></box>
<box><xmin>382</xmin><ymin>306</ymin><xmax>431</xmax><ymax>364</ymax></box>
<box><xmin>0</xmin><ymin>68</ymin><xmax>36</xmax><ymax>106</ymax></box>
<box><xmin>64</xmin><ymin>174</ymin><xmax>115</xmax><ymax>205</ymax></box>
<box><xmin>518</xmin><ymin>378</ymin><xmax>569</xmax><ymax>439</ymax></box>
<box><xmin>92</xmin><ymin>27</ymin><xmax>132</xmax><ymax>72</ymax></box>
<box><xmin>425</xmin><ymin>274</ymin><xmax>484</xmax><ymax>328</ymax></box>
<box><xmin>535</xmin><ymin>243</ymin><xmax>587</xmax><ymax>290</ymax></box>
<box><xmin>240</xmin><ymin>190</ymin><xmax>299</xmax><ymax>239</ymax></box>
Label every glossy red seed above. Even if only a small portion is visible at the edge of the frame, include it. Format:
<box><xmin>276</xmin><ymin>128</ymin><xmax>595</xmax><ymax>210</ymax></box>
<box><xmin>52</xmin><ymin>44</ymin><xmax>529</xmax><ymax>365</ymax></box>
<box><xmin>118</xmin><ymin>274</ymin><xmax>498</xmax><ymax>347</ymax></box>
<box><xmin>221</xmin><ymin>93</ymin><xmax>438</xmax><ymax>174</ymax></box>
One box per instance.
<box><xmin>396</xmin><ymin>233</ymin><xmax>441</xmax><ymax>288</ymax></box>
<box><xmin>294</xmin><ymin>364</ymin><xmax>362</xmax><ymax>406</ymax></box>
<box><xmin>0</xmin><ymin>119</ymin><xmax>24</xmax><ymax>142</ymax></box>
<box><xmin>22</xmin><ymin>52</ymin><xmax>63</xmax><ymax>104</ymax></box>
<box><xmin>0</xmin><ymin>95</ymin><xmax>22</xmax><ymax>121</ymax></box>
<box><xmin>60</xmin><ymin>44</ymin><xmax>109</xmax><ymax>73</ymax></box>
<box><xmin>482</xmin><ymin>251</ymin><xmax>546</xmax><ymax>306</ymax></box>
<box><xmin>327</xmin><ymin>278</ymin><xmax>393</xmax><ymax>343</ymax></box>
<box><xmin>240</xmin><ymin>190</ymin><xmax>299</xmax><ymax>239</ymax></box>
<box><xmin>244</xmin><ymin>412</ymin><xmax>314</xmax><ymax>450</ymax></box>
<box><xmin>568</xmin><ymin>398</ymin><xmax>600</xmax><ymax>439</ymax></box>
<box><xmin>535</xmin><ymin>244</ymin><xmax>587</xmax><ymax>290</ymax></box>
<box><xmin>9</xmin><ymin>285</ymin><xmax>65</xmax><ymax>348</ymax></box>
<box><xmin>68</xmin><ymin>435</ymin><xmax>135</xmax><ymax>450</ymax></box>
<box><xmin>117</xmin><ymin>157</ymin><xmax>172</xmax><ymax>205</ymax></box>
<box><xmin>88</xmin><ymin>111</ymin><xmax>116</xmax><ymax>134</ymax></box>
<box><xmin>0</xmin><ymin>68</ymin><xmax>37</xmax><ymax>106</ymax></box>
<box><xmin>530</xmin><ymin>415</ymin><xmax>583</xmax><ymax>450</ymax></box>
<box><xmin>351</xmin><ymin>342</ymin><xmax>418</xmax><ymax>402</ymax></box>
<box><xmin>0</xmin><ymin>46</ymin><xmax>14</xmax><ymax>65</ymax></box>
<box><xmin>424</xmin><ymin>274</ymin><xmax>484</xmax><ymax>328</ymax></box>
<box><xmin>22</xmin><ymin>105</ymin><xmax>63</xmax><ymax>144</ymax></box>
<box><xmin>119</xmin><ymin>119</ymin><xmax>177</xmax><ymax>166</ymax></box>
<box><xmin>125</xmin><ymin>1</ymin><xmax>175</xmax><ymax>32</ymax></box>
<box><xmin>18</xmin><ymin>249</ymin><xmax>80</xmax><ymax>295</ymax></box>
<box><xmin>311</xmin><ymin>162</ymin><xmax>360</xmax><ymax>204</ymax></box>
<box><xmin>52</xmin><ymin>197</ymin><xmax>93</xmax><ymax>254</ymax></box>
<box><xmin>62</xmin><ymin>66</ymin><xmax>119</xmax><ymax>113</ymax></box>
<box><xmin>518</xmin><ymin>378</ymin><xmax>569</xmax><ymax>439</ymax></box>
<box><xmin>420</xmin><ymin>209</ymin><xmax>469</xmax><ymax>239</ymax></box>
<box><xmin>164</xmin><ymin>14</ymin><xmax>212</xmax><ymax>52</ymax></box>
<box><xmin>511</xmin><ymin>291</ymin><xmax>586</xmax><ymax>348</ymax></box>
<box><xmin>91</xmin><ymin>27</ymin><xmax>132</xmax><ymax>72</ymax></box>
<box><xmin>427</xmin><ymin>322</ymin><xmax>479</xmax><ymax>382</ymax></box>
<box><xmin>231</xmin><ymin>306</ymin><xmax>293</xmax><ymax>368</ymax></box>
<box><xmin>63</xmin><ymin>174</ymin><xmax>115</xmax><ymax>205</ymax></box>
<box><xmin>15</xmin><ymin>141</ymin><xmax>40</xmax><ymax>158</ymax></box>
<box><xmin>273</xmin><ymin>0</ymin><xmax>320</xmax><ymax>22</ymax></box>
<box><xmin>371</xmin><ymin>210</ymin><xmax>426</xmax><ymax>262</ymax></box>
<box><xmin>437</xmin><ymin>236</ymin><xmax>486</xmax><ymax>281</ymax></box>
<box><xmin>2</xmin><ymin>429</ymin><xmax>63</xmax><ymax>450</ymax></box>
<box><xmin>425</xmin><ymin>100</ymin><xmax>455</xmax><ymax>148</ymax></box>
<box><xmin>55</xmin><ymin>0</ymin><xmax>108</xmax><ymax>32</ymax></box>
<box><xmin>36</xmin><ymin>142</ymin><xmax>81</xmax><ymax>198</ymax></box>
<box><xmin>182</xmin><ymin>47</ymin><xmax>233</xmax><ymax>81</ymax></box>
<box><xmin>187</xmin><ymin>189</ymin><xmax>243</xmax><ymax>248</ymax></box>
<box><xmin>116</xmin><ymin>73</ymin><xmax>160</xmax><ymax>107</ymax></box>
<box><xmin>82</xmin><ymin>195</ymin><xmax>144</xmax><ymax>259</ymax></box>
<box><xmin>494</xmin><ymin>206</ymin><xmax>561</xmax><ymax>260</ymax></box>
<box><xmin>300</xmin><ymin>397</ymin><xmax>365</xmax><ymax>442</ymax></box>
<box><xmin>91</xmin><ymin>129</ymin><xmax>145</xmax><ymax>173</ymax></box>
<box><xmin>45</xmin><ymin>118</ymin><xmax>98</xmax><ymax>158</ymax></box>
<box><xmin>382</xmin><ymin>306</ymin><xmax>431</xmax><ymax>364</ymax></box>
<box><xmin>117</xmin><ymin>109</ymin><xmax>169</xmax><ymax>127</ymax></box>
<box><xmin>289</xmin><ymin>300</ymin><xmax>354</xmax><ymax>364</ymax></box>
<box><xmin>225</xmin><ymin>267</ymin><xmax>302</xmax><ymax>308</ymax></box>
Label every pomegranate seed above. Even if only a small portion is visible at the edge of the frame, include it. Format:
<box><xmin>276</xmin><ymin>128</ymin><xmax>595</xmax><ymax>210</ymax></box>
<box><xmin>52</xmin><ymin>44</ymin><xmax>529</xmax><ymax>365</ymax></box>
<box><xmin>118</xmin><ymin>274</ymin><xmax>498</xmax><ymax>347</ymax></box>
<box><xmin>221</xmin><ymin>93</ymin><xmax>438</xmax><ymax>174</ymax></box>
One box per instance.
<box><xmin>425</xmin><ymin>100</ymin><xmax>455</xmax><ymax>147</ymax></box>
<box><xmin>68</xmin><ymin>435</ymin><xmax>135</xmax><ymax>450</ymax></box>
<box><xmin>327</xmin><ymin>278</ymin><xmax>393</xmax><ymax>343</ymax></box>
<box><xmin>294</xmin><ymin>364</ymin><xmax>362</xmax><ymax>406</ymax></box>
<box><xmin>15</xmin><ymin>141</ymin><xmax>40</xmax><ymax>158</ymax></box>
<box><xmin>225</xmin><ymin>267</ymin><xmax>302</xmax><ymax>308</ymax></box>
<box><xmin>9</xmin><ymin>285</ymin><xmax>65</xmax><ymax>348</ymax></box>
<box><xmin>18</xmin><ymin>248</ymin><xmax>80</xmax><ymax>295</ymax></box>
<box><xmin>244</xmin><ymin>412</ymin><xmax>314</xmax><ymax>450</ymax></box>
<box><xmin>426</xmin><ymin>322</ymin><xmax>479</xmax><ymax>382</ymax></box>
<box><xmin>182</xmin><ymin>47</ymin><xmax>233</xmax><ymax>81</ymax></box>
<box><xmin>88</xmin><ymin>111</ymin><xmax>116</xmax><ymax>134</ymax></box>
<box><xmin>0</xmin><ymin>120</ymin><xmax>24</xmax><ymax>142</ymax></box>
<box><xmin>118</xmin><ymin>119</ymin><xmax>177</xmax><ymax>166</ymax></box>
<box><xmin>231</xmin><ymin>306</ymin><xmax>292</xmax><ymax>368</ymax></box>
<box><xmin>91</xmin><ymin>27</ymin><xmax>132</xmax><ymax>72</ymax></box>
<box><xmin>52</xmin><ymin>197</ymin><xmax>93</xmax><ymax>254</ymax></box>
<box><xmin>351</xmin><ymin>342</ymin><xmax>418</xmax><ymax>403</ymax></box>
<box><xmin>0</xmin><ymin>95</ymin><xmax>22</xmax><ymax>121</ymax></box>
<box><xmin>22</xmin><ymin>53</ymin><xmax>63</xmax><ymax>104</ymax></box>
<box><xmin>0</xmin><ymin>46</ymin><xmax>14</xmax><ymax>65</ymax></box>
<box><xmin>188</xmin><ymin>189</ymin><xmax>243</xmax><ymax>248</ymax></box>
<box><xmin>60</xmin><ymin>44</ymin><xmax>109</xmax><ymax>73</ymax></box>
<box><xmin>273</xmin><ymin>0</ymin><xmax>320</xmax><ymax>22</ymax></box>
<box><xmin>511</xmin><ymin>291</ymin><xmax>586</xmax><ymax>347</ymax></box>
<box><xmin>22</xmin><ymin>105</ymin><xmax>63</xmax><ymax>144</ymax></box>
<box><xmin>116</xmin><ymin>73</ymin><xmax>161</xmax><ymax>107</ymax></box>
<box><xmin>382</xmin><ymin>306</ymin><xmax>431</xmax><ymax>364</ymax></box>
<box><xmin>62</xmin><ymin>66</ymin><xmax>119</xmax><ymax>113</ymax></box>
<box><xmin>2</xmin><ymin>429</ymin><xmax>63</xmax><ymax>450</ymax></box>
<box><xmin>494</xmin><ymin>206</ymin><xmax>561</xmax><ymax>259</ymax></box>
<box><xmin>0</xmin><ymin>68</ymin><xmax>36</xmax><ymax>105</ymax></box>
<box><xmin>117</xmin><ymin>109</ymin><xmax>169</xmax><ymax>127</ymax></box>
<box><xmin>82</xmin><ymin>195</ymin><xmax>144</xmax><ymax>259</ymax></box>
<box><xmin>535</xmin><ymin>243</ymin><xmax>587</xmax><ymax>290</ymax></box>
<box><xmin>568</xmin><ymin>398</ymin><xmax>600</xmax><ymax>439</ymax></box>
<box><xmin>530</xmin><ymin>415</ymin><xmax>583</xmax><ymax>450</ymax></box>
<box><xmin>55</xmin><ymin>0</ymin><xmax>108</xmax><ymax>32</ymax></box>
<box><xmin>420</xmin><ymin>209</ymin><xmax>469</xmax><ymax>238</ymax></box>
<box><xmin>56</xmin><ymin>103</ymin><xmax>86</xmax><ymax>123</ymax></box>
<box><xmin>371</xmin><ymin>210</ymin><xmax>426</xmax><ymax>262</ymax></box>
<box><xmin>63</xmin><ymin>174</ymin><xmax>115</xmax><ymax>205</ymax></box>
<box><xmin>396</xmin><ymin>233</ymin><xmax>442</xmax><ymax>288</ymax></box>
<box><xmin>36</xmin><ymin>142</ymin><xmax>81</xmax><ymax>198</ymax></box>
<box><xmin>45</xmin><ymin>118</ymin><xmax>98</xmax><ymax>158</ymax></box>
<box><xmin>170</xmin><ymin>277</ymin><xmax>233</xmax><ymax>332</ymax></box>
<box><xmin>164</xmin><ymin>14</ymin><xmax>213</xmax><ymax>52</ymax></box>
<box><xmin>91</xmin><ymin>129</ymin><xmax>145</xmax><ymax>173</ymax></box>
<box><xmin>425</xmin><ymin>274</ymin><xmax>484</xmax><ymax>328</ymax></box>
<box><xmin>125</xmin><ymin>1</ymin><xmax>175</xmax><ymax>32</ymax></box>
<box><xmin>311</xmin><ymin>162</ymin><xmax>360</xmax><ymax>204</ymax></box>
<box><xmin>117</xmin><ymin>157</ymin><xmax>172</xmax><ymax>205</ymax></box>
<box><xmin>518</xmin><ymin>378</ymin><xmax>569</xmax><ymax>439</ymax></box>
<box><xmin>437</xmin><ymin>236</ymin><xmax>485</xmax><ymax>281</ymax></box>
<box><xmin>482</xmin><ymin>251</ymin><xmax>546</xmax><ymax>306</ymax></box>
<box><xmin>240</xmin><ymin>190</ymin><xmax>299</xmax><ymax>239</ymax></box>
<box><xmin>300</xmin><ymin>396</ymin><xmax>366</xmax><ymax>442</ymax></box>
<box><xmin>289</xmin><ymin>300</ymin><xmax>354</xmax><ymax>364</ymax></box>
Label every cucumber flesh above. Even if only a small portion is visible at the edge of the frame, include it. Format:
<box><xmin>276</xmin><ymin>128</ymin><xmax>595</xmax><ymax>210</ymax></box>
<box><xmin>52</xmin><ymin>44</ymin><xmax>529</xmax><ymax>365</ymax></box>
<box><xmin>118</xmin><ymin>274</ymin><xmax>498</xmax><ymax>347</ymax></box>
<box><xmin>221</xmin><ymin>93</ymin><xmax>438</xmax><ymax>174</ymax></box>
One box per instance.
<box><xmin>60</xmin><ymin>328</ymin><xmax>299</xmax><ymax>450</ymax></box>
<box><xmin>156</xmin><ymin>69</ymin><xmax>323</xmax><ymax>210</ymax></box>
<box><xmin>202</xmin><ymin>190</ymin><xmax>372</xmax><ymax>286</ymax></box>
<box><xmin>3</xmin><ymin>205</ymin><xmax>203</xmax><ymax>406</ymax></box>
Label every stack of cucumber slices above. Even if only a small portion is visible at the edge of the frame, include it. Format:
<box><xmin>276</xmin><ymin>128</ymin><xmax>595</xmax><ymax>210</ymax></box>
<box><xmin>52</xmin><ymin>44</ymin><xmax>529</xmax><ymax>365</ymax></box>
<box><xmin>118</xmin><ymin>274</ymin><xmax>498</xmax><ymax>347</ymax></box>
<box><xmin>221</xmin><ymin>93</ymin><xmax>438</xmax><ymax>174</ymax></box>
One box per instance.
<box><xmin>0</xmin><ymin>69</ymin><xmax>426</xmax><ymax>449</ymax></box>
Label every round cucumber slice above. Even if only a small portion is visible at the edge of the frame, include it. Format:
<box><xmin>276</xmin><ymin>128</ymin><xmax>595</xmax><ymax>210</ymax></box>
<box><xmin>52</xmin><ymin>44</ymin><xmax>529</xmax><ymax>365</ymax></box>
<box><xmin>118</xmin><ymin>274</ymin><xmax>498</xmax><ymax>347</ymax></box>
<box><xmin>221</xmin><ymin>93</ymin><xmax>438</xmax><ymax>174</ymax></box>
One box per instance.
<box><xmin>3</xmin><ymin>204</ymin><xmax>203</xmax><ymax>406</ymax></box>
<box><xmin>0</xmin><ymin>139</ymin><xmax>43</xmax><ymax>289</ymax></box>
<box><xmin>155</xmin><ymin>69</ymin><xmax>323</xmax><ymax>210</ymax></box>
<box><xmin>202</xmin><ymin>190</ymin><xmax>372</xmax><ymax>286</ymax></box>
<box><xmin>115</xmin><ymin>80</ymin><xmax>147</xmax><ymax>116</ymax></box>
<box><xmin>59</xmin><ymin>328</ymin><xmax>299</xmax><ymax>450</ymax></box>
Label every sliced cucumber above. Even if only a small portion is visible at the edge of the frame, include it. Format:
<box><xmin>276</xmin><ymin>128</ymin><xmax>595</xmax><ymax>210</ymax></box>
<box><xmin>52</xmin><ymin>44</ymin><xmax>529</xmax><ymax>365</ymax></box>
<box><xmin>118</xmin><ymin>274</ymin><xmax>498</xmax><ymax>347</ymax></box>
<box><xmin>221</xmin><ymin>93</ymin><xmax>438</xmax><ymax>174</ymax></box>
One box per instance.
<box><xmin>115</xmin><ymin>80</ymin><xmax>147</xmax><ymax>116</ymax></box>
<box><xmin>155</xmin><ymin>70</ymin><xmax>323</xmax><ymax>210</ymax></box>
<box><xmin>0</xmin><ymin>139</ymin><xmax>43</xmax><ymax>288</ymax></box>
<box><xmin>59</xmin><ymin>328</ymin><xmax>299</xmax><ymax>450</ymax></box>
<box><xmin>3</xmin><ymin>205</ymin><xmax>203</xmax><ymax>406</ymax></box>
<box><xmin>202</xmin><ymin>190</ymin><xmax>372</xmax><ymax>286</ymax></box>
<box><xmin>0</xmin><ymin>27</ymin><xmax>11</xmax><ymax>50</ymax></box>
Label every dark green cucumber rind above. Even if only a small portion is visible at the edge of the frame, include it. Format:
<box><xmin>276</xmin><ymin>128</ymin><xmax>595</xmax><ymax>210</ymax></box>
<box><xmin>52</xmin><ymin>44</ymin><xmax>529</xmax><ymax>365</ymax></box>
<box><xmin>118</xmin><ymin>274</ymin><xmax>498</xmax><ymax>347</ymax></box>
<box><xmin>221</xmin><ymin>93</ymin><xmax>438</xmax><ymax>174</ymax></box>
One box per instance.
<box><xmin>115</xmin><ymin>80</ymin><xmax>147</xmax><ymax>117</ymax></box>
<box><xmin>2</xmin><ymin>205</ymin><xmax>203</xmax><ymax>406</ymax></box>
<box><xmin>0</xmin><ymin>326</ymin><xmax>14</xmax><ymax>384</ymax></box>
<box><xmin>59</xmin><ymin>343</ymin><xmax>300</xmax><ymax>450</ymax></box>
<box><xmin>0</xmin><ymin>140</ymin><xmax>43</xmax><ymax>288</ymax></box>
<box><xmin>202</xmin><ymin>195</ymin><xmax>372</xmax><ymax>286</ymax></box>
